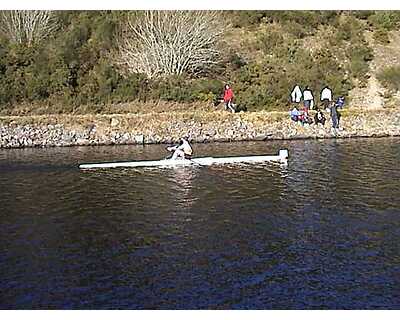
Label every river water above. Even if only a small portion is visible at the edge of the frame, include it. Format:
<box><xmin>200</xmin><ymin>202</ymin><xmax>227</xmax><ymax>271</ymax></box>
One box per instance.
<box><xmin>0</xmin><ymin>138</ymin><xmax>399</xmax><ymax>309</ymax></box>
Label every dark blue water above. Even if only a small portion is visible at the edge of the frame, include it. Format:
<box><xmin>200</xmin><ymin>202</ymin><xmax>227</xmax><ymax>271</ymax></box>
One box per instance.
<box><xmin>0</xmin><ymin>138</ymin><xmax>399</xmax><ymax>309</ymax></box>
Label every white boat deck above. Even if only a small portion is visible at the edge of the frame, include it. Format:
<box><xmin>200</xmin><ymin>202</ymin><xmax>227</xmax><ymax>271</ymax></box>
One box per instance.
<box><xmin>79</xmin><ymin>149</ymin><xmax>288</xmax><ymax>169</ymax></box>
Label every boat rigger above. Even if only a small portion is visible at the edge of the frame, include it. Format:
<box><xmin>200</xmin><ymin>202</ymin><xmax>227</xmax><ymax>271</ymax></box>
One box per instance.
<box><xmin>79</xmin><ymin>149</ymin><xmax>288</xmax><ymax>169</ymax></box>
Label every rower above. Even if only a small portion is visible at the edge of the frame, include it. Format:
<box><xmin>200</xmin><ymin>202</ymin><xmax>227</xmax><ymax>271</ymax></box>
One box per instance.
<box><xmin>167</xmin><ymin>136</ymin><xmax>193</xmax><ymax>160</ymax></box>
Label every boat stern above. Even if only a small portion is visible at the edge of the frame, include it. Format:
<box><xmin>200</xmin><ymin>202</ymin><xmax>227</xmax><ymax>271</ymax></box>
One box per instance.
<box><xmin>279</xmin><ymin>149</ymin><xmax>289</xmax><ymax>161</ymax></box>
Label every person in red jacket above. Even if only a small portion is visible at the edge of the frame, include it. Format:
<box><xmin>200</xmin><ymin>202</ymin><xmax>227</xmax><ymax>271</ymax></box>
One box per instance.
<box><xmin>223</xmin><ymin>84</ymin><xmax>235</xmax><ymax>113</ymax></box>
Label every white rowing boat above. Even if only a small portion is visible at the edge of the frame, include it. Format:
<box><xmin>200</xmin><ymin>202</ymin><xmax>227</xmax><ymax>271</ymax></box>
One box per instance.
<box><xmin>79</xmin><ymin>149</ymin><xmax>288</xmax><ymax>169</ymax></box>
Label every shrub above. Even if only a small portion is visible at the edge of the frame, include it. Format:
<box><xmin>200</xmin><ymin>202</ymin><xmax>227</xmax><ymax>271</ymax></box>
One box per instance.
<box><xmin>113</xmin><ymin>73</ymin><xmax>148</xmax><ymax>103</ymax></box>
<box><xmin>191</xmin><ymin>78</ymin><xmax>224</xmax><ymax>101</ymax></box>
<box><xmin>368</xmin><ymin>12</ymin><xmax>400</xmax><ymax>31</ymax></box>
<box><xmin>373</xmin><ymin>28</ymin><xmax>390</xmax><ymax>44</ymax></box>
<box><xmin>148</xmin><ymin>76</ymin><xmax>192</xmax><ymax>102</ymax></box>
<box><xmin>336</xmin><ymin>15</ymin><xmax>364</xmax><ymax>41</ymax></box>
<box><xmin>117</xmin><ymin>11</ymin><xmax>225</xmax><ymax>79</ymax></box>
<box><xmin>351</xmin><ymin>11</ymin><xmax>375</xmax><ymax>20</ymax></box>
<box><xmin>258</xmin><ymin>29</ymin><xmax>285</xmax><ymax>54</ymax></box>
<box><xmin>377</xmin><ymin>66</ymin><xmax>400</xmax><ymax>92</ymax></box>
<box><xmin>228</xmin><ymin>52</ymin><xmax>247</xmax><ymax>70</ymax></box>
<box><xmin>230</xmin><ymin>11</ymin><xmax>268</xmax><ymax>28</ymax></box>
<box><xmin>348</xmin><ymin>44</ymin><xmax>373</xmax><ymax>85</ymax></box>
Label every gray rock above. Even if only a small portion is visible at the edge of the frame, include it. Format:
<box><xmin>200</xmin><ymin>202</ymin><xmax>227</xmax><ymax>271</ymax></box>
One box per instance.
<box><xmin>76</xmin><ymin>138</ymin><xmax>87</xmax><ymax>145</ymax></box>
<box><xmin>134</xmin><ymin>134</ymin><xmax>144</xmax><ymax>144</ymax></box>
<box><xmin>111</xmin><ymin>118</ymin><xmax>120</xmax><ymax>127</ymax></box>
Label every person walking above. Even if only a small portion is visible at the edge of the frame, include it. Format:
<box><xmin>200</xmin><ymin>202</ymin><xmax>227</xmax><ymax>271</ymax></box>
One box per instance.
<box><xmin>223</xmin><ymin>84</ymin><xmax>235</xmax><ymax>113</ymax></box>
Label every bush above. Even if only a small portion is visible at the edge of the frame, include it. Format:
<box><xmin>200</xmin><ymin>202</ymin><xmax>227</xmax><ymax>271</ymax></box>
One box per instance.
<box><xmin>150</xmin><ymin>76</ymin><xmax>191</xmax><ymax>102</ymax></box>
<box><xmin>335</xmin><ymin>15</ymin><xmax>364</xmax><ymax>41</ymax></box>
<box><xmin>348</xmin><ymin>44</ymin><xmax>373</xmax><ymax>85</ymax></box>
<box><xmin>230</xmin><ymin>11</ymin><xmax>268</xmax><ymax>28</ymax></box>
<box><xmin>113</xmin><ymin>73</ymin><xmax>148</xmax><ymax>103</ymax></box>
<box><xmin>351</xmin><ymin>11</ymin><xmax>375</xmax><ymax>20</ymax></box>
<box><xmin>373</xmin><ymin>28</ymin><xmax>390</xmax><ymax>44</ymax></box>
<box><xmin>227</xmin><ymin>52</ymin><xmax>247</xmax><ymax>70</ymax></box>
<box><xmin>258</xmin><ymin>29</ymin><xmax>285</xmax><ymax>54</ymax></box>
<box><xmin>377</xmin><ymin>66</ymin><xmax>400</xmax><ymax>92</ymax></box>
<box><xmin>368</xmin><ymin>12</ymin><xmax>400</xmax><ymax>31</ymax></box>
<box><xmin>191</xmin><ymin>78</ymin><xmax>224</xmax><ymax>102</ymax></box>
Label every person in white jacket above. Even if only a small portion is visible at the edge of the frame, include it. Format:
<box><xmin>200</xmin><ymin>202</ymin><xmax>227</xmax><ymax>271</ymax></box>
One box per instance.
<box><xmin>167</xmin><ymin>137</ymin><xmax>193</xmax><ymax>160</ymax></box>
<box><xmin>320</xmin><ymin>86</ymin><xmax>333</xmax><ymax>109</ymax></box>
<box><xmin>290</xmin><ymin>85</ymin><xmax>302</xmax><ymax>103</ymax></box>
<box><xmin>303</xmin><ymin>86</ymin><xmax>314</xmax><ymax>112</ymax></box>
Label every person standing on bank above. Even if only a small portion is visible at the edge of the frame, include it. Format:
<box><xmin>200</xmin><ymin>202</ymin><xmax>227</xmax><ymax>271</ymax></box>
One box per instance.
<box><xmin>223</xmin><ymin>84</ymin><xmax>235</xmax><ymax>113</ymax></box>
<box><xmin>303</xmin><ymin>86</ymin><xmax>314</xmax><ymax>114</ymax></box>
<box><xmin>290</xmin><ymin>85</ymin><xmax>302</xmax><ymax>104</ymax></box>
<box><xmin>320</xmin><ymin>86</ymin><xmax>333</xmax><ymax>109</ymax></box>
<box><xmin>330</xmin><ymin>102</ymin><xmax>340</xmax><ymax>129</ymax></box>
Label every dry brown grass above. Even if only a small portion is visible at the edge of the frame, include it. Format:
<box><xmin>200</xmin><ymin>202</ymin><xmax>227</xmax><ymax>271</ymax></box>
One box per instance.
<box><xmin>0</xmin><ymin>100</ymin><xmax>216</xmax><ymax>117</ymax></box>
<box><xmin>1</xmin><ymin>105</ymin><xmax>398</xmax><ymax>131</ymax></box>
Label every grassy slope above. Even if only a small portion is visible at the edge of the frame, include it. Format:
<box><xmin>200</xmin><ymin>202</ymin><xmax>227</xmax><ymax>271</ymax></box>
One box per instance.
<box><xmin>2</xmin><ymin>17</ymin><xmax>400</xmax><ymax>118</ymax></box>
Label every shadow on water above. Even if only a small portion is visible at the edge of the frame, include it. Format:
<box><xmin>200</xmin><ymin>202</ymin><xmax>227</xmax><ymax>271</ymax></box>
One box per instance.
<box><xmin>0</xmin><ymin>137</ymin><xmax>399</xmax><ymax>309</ymax></box>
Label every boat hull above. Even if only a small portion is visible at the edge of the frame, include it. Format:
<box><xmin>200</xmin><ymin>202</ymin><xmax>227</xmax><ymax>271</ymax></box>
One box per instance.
<box><xmin>79</xmin><ymin>149</ymin><xmax>288</xmax><ymax>169</ymax></box>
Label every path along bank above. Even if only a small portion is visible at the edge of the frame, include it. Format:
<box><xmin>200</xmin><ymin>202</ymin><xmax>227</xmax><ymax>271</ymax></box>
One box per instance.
<box><xmin>0</xmin><ymin>108</ymin><xmax>399</xmax><ymax>148</ymax></box>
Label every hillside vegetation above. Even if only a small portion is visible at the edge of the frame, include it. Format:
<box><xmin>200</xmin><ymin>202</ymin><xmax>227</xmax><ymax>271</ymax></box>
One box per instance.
<box><xmin>1</xmin><ymin>10</ymin><xmax>400</xmax><ymax>115</ymax></box>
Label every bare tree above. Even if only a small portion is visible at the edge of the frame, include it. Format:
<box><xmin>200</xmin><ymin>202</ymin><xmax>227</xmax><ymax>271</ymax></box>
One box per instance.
<box><xmin>0</xmin><ymin>10</ymin><xmax>57</xmax><ymax>46</ymax></box>
<box><xmin>116</xmin><ymin>11</ymin><xmax>226</xmax><ymax>79</ymax></box>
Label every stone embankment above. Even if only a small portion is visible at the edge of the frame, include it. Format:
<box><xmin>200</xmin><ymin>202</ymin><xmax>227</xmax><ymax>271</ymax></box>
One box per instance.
<box><xmin>0</xmin><ymin>108</ymin><xmax>399</xmax><ymax>148</ymax></box>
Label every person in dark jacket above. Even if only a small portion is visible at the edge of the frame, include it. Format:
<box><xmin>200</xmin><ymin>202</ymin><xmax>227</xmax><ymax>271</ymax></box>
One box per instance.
<box><xmin>314</xmin><ymin>108</ymin><xmax>326</xmax><ymax>126</ymax></box>
<box><xmin>330</xmin><ymin>103</ymin><xmax>340</xmax><ymax>129</ymax></box>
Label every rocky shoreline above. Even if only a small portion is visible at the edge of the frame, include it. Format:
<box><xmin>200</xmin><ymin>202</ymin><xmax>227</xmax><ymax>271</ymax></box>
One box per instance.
<box><xmin>0</xmin><ymin>108</ymin><xmax>399</xmax><ymax>148</ymax></box>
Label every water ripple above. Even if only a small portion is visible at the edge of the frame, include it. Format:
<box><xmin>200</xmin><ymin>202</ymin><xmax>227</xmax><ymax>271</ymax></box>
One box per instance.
<box><xmin>0</xmin><ymin>137</ymin><xmax>399</xmax><ymax>309</ymax></box>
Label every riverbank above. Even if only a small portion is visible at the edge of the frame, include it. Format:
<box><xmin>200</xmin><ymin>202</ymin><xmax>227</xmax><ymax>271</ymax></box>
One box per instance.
<box><xmin>0</xmin><ymin>107</ymin><xmax>399</xmax><ymax>148</ymax></box>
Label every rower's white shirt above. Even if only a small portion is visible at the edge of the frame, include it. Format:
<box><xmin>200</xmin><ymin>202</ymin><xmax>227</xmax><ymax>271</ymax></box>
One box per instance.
<box><xmin>177</xmin><ymin>140</ymin><xmax>193</xmax><ymax>155</ymax></box>
<box><xmin>321</xmin><ymin>87</ymin><xmax>332</xmax><ymax>101</ymax></box>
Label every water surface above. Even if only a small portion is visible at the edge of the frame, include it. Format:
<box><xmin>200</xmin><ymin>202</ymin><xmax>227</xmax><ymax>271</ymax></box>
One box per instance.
<box><xmin>0</xmin><ymin>138</ymin><xmax>399</xmax><ymax>309</ymax></box>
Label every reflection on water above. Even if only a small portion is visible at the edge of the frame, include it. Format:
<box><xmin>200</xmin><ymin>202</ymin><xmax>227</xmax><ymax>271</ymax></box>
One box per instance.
<box><xmin>0</xmin><ymin>138</ymin><xmax>400</xmax><ymax>309</ymax></box>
